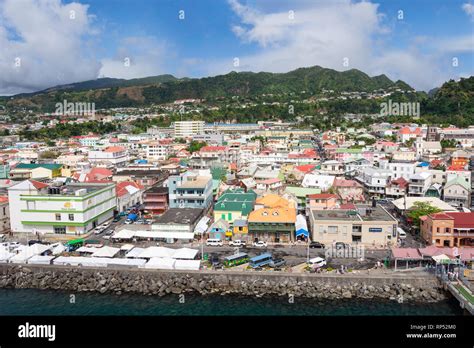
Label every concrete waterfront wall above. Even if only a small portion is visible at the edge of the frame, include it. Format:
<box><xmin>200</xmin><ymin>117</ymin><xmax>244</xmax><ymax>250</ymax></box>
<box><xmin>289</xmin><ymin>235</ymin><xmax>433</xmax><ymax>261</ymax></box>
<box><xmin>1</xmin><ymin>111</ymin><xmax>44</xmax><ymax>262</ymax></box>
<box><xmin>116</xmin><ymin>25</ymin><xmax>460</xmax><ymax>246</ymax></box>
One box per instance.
<box><xmin>0</xmin><ymin>264</ymin><xmax>446</xmax><ymax>302</ymax></box>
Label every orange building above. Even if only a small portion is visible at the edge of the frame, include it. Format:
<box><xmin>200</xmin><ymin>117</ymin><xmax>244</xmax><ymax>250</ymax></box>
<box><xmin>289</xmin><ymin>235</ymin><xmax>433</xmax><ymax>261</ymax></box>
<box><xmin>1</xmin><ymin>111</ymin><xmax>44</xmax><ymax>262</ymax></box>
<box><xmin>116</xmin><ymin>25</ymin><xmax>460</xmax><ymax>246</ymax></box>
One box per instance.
<box><xmin>421</xmin><ymin>212</ymin><xmax>474</xmax><ymax>247</ymax></box>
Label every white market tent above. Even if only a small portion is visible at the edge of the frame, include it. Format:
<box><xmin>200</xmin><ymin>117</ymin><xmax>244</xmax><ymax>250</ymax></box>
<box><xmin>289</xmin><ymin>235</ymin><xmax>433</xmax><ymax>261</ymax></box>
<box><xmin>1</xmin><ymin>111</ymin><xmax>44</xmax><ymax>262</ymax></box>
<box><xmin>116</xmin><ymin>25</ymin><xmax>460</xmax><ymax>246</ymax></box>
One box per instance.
<box><xmin>50</xmin><ymin>243</ymin><xmax>66</xmax><ymax>255</ymax></box>
<box><xmin>194</xmin><ymin>216</ymin><xmax>210</xmax><ymax>235</ymax></box>
<box><xmin>0</xmin><ymin>248</ymin><xmax>15</xmax><ymax>263</ymax></box>
<box><xmin>135</xmin><ymin>231</ymin><xmax>195</xmax><ymax>240</ymax></box>
<box><xmin>144</xmin><ymin>257</ymin><xmax>175</xmax><ymax>269</ymax></box>
<box><xmin>9</xmin><ymin>244</ymin><xmax>51</xmax><ymax>264</ymax></box>
<box><xmin>125</xmin><ymin>247</ymin><xmax>145</xmax><ymax>258</ymax></box>
<box><xmin>174</xmin><ymin>259</ymin><xmax>201</xmax><ymax>271</ymax></box>
<box><xmin>172</xmin><ymin>248</ymin><xmax>198</xmax><ymax>260</ymax></box>
<box><xmin>27</xmin><ymin>255</ymin><xmax>55</xmax><ymax>265</ymax></box>
<box><xmin>77</xmin><ymin>246</ymin><xmax>99</xmax><ymax>254</ymax></box>
<box><xmin>91</xmin><ymin>246</ymin><xmax>120</xmax><ymax>258</ymax></box>
<box><xmin>53</xmin><ymin>256</ymin><xmax>107</xmax><ymax>267</ymax></box>
<box><xmin>105</xmin><ymin>258</ymin><xmax>146</xmax><ymax>267</ymax></box>
<box><xmin>138</xmin><ymin>246</ymin><xmax>175</xmax><ymax>259</ymax></box>
<box><xmin>111</xmin><ymin>229</ymin><xmax>135</xmax><ymax>240</ymax></box>
<box><xmin>120</xmin><ymin>244</ymin><xmax>135</xmax><ymax>252</ymax></box>
<box><xmin>432</xmin><ymin>254</ymin><xmax>452</xmax><ymax>264</ymax></box>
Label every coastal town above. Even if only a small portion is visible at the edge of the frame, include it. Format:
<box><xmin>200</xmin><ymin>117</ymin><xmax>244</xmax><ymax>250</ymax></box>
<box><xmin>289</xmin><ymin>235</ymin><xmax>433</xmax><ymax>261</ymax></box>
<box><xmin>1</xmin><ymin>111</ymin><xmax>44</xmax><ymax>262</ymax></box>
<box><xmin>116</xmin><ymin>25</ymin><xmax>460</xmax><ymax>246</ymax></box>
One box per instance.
<box><xmin>0</xmin><ymin>114</ymin><xmax>473</xmax><ymax>311</ymax></box>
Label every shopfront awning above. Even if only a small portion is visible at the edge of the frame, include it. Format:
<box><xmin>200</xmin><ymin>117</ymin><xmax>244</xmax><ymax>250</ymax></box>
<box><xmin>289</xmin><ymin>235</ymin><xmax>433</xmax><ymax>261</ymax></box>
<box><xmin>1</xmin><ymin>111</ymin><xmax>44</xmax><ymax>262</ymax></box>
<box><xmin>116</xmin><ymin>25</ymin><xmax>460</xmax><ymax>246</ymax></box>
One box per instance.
<box><xmin>295</xmin><ymin>228</ymin><xmax>309</xmax><ymax>237</ymax></box>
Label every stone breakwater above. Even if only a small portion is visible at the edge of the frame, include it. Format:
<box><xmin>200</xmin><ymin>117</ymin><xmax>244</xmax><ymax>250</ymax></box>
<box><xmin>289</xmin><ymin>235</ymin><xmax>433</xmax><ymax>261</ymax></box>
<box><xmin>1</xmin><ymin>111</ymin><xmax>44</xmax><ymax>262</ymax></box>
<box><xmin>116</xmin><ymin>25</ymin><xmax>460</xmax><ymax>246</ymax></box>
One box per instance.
<box><xmin>0</xmin><ymin>265</ymin><xmax>447</xmax><ymax>302</ymax></box>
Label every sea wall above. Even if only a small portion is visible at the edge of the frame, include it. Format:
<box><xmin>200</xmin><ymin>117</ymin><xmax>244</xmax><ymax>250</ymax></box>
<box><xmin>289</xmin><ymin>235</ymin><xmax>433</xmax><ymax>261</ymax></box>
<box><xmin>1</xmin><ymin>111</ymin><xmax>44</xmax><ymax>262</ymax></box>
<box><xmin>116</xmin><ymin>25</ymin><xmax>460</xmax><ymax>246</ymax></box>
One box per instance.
<box><xmin>0</xmin><ymin>264</ymin><xmax>446</xmax><ymax>302</ymax></box>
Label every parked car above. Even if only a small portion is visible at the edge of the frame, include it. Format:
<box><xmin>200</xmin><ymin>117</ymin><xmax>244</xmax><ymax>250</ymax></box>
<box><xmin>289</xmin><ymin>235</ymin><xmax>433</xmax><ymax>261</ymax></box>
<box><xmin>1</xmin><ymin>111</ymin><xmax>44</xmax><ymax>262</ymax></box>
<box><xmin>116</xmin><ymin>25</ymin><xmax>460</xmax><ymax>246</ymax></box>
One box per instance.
<box><xmin>309</xmin><ymin>241</ymin><xmax>325</xmax><ymax>249</ymax></box>
<box><xmin>102</xmin><ymin>235</ymin><xmax>111</xmax><ymax>240</ymax></box>
<box><xmin>206</xmin><ymin>239</ymin><xmax>223</xmax><ymax>247</ymax></box>
<box><xmin>105</xmin><ymin>229</ymin><xmax>114</xmax><ymax>236</ymax></box>
<box><xmin>308</xmin><ymin>257</ymin><xmax>327</xmax><ymax>268</ymax></box>
<box><xmin>101</xmin><ymin>222</ymin><xmax>111</xmax><ymax>228</ymax></box>
<box><xmin>253</xmin><ymin>241</ymin><xmax>267</xmax><ymax>248</ymax></box>
<box><xmin>124</xmin><ymin>219</ymin><xmax>133</xmax><ymax>225</ymax></box>
<box><xmin>269</xmin><ymin>258</ymin><xmax>286</xmax><ymax>268</ymax></box>
<box><xmin>229</xmin><ymin>240</ymin><xmax>246</xmax><ymax>247</ymax></box>
<box><xmin>397</xmin><ymin>227</ymin><xmax>407</xmax><ymax>240</ymax></box>
<box><xmin>28</xmin><ymin>240</ymin><xmax>46</xmax><ymax>246</ymax></box>
<box><xmin>113</xmin><ymin>216</ymin><xmax>122</xmax><ymax>223</ymax></box>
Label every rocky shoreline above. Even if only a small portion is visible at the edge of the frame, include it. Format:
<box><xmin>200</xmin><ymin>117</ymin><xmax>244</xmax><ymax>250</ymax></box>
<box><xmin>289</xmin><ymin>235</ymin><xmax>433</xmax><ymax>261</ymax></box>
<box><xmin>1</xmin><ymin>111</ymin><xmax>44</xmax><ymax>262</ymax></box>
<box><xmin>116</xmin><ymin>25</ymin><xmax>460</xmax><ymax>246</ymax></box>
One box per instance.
<box><xmin>0</xmin><ymin>264</ymin><xmax>448</xmax><ymax>302</ymax></box>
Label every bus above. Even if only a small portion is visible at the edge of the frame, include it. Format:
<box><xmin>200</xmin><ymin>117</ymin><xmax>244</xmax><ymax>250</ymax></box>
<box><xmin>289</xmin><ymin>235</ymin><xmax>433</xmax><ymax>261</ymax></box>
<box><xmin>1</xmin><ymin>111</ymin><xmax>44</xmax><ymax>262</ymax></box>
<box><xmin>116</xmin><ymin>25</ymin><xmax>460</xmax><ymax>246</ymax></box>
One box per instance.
<box><xmin>249</xmin><ymin>253</ymin><xmax>273</xmax><ymax>269</ymax></box>
<box><xmin>224</xmin><ymin>253</ymin><xmax>249</xmax><ymax>267</ymax></box>
<box><xmin>65</xmin><ymin>238</ymin><xmax>84</xmax><ymax>252</ymax></box>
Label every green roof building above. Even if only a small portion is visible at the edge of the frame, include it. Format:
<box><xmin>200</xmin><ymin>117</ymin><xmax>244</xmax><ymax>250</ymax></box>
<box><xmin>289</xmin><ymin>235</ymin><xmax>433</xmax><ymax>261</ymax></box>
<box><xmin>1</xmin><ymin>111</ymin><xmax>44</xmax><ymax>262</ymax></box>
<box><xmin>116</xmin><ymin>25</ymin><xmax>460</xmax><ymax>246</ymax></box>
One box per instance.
<box><xmin>213</xmin><ymin>188</ymin><xmax>257</xmax><ymax>224</ymax></box>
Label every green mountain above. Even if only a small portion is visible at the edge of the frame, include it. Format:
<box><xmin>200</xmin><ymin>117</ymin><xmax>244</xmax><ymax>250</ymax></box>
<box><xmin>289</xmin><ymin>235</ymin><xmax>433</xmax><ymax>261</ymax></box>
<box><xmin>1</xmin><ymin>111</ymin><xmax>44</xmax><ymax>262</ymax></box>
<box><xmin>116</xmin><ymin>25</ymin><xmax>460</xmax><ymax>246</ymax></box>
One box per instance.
<box><xmin>6</xmin><ymin>66</ymin><xmax>414</xmax><ymax>112</ymax></box>
<box><xmin>422</xmin><ymin>76</ymin><xmax>474</xmax><ymax>126</ymax></box>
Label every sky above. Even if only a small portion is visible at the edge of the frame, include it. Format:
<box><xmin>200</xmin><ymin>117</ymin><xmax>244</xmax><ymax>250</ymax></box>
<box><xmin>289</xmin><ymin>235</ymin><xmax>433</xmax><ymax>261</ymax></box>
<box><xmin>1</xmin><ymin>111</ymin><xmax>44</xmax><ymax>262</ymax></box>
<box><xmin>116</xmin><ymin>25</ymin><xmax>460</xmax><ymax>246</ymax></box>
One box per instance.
<box><xmin>0</xmin><ymin>0</ymin><xmax>473</xmax><ymax>95</ymax></box>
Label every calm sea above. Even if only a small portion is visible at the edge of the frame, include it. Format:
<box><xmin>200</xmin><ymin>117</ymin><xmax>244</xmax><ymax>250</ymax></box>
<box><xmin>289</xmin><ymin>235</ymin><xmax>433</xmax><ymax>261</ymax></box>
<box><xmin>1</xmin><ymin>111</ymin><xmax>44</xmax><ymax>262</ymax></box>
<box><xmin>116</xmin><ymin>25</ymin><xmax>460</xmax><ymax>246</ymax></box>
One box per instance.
<box><xmin>0</xmin><ymin>288</ymin><xmax>464</xmax><ymax>316</ymax></box>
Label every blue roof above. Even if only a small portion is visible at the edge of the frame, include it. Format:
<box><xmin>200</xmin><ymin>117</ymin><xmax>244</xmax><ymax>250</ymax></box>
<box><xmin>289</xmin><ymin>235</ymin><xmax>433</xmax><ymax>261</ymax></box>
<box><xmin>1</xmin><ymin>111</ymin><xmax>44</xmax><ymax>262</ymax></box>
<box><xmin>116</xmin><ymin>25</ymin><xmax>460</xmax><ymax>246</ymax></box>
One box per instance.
<box><xmin>250</xmin><ymin>253</ymin><xmax>272</xmax><ymax>262</ymax></box>
<box><xmin>418</xmin><ymin>162</ymin><xmax>429</xmax><ymax>167</ymax></box>
<box><xmin>295</xmin><ymin>228</ymin><xmax>309</xmax><ymax>237</ymax></box>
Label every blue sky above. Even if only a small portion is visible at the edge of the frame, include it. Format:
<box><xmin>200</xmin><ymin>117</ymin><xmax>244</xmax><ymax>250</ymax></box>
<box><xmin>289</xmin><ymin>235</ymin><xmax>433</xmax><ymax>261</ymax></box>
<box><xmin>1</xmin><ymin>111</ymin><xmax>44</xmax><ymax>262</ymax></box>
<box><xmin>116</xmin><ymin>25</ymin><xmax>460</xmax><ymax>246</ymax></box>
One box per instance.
<box><xmin>0</xmin><ymin>0</ymin><xmax>473</xmax><ymax>94</ymax></box>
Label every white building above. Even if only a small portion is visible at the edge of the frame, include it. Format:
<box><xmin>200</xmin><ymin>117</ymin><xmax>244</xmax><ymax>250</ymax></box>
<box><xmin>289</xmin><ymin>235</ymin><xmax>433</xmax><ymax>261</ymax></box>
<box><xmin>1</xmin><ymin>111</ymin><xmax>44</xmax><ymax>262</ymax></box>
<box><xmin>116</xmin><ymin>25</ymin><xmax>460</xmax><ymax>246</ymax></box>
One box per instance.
<box><xmin>379</xmin><ymin>160</ymin><xmax>416</xmax><ymax>180</ymax></box>
<box><xmin>145</xmin><ymin>140</ymin><xmax>173</xmax><ymax>161</ymax></box>
<box><xmin>174</xmin><ymin>121</ymin><xmax>205</xmax><ymax>138</ymax></box>
<box><xmin>88</xmin><ymin>146</ymin><xmax>129</xmax><ymax>167</ymax></box>
<box><xmin>8</xmin><ymin>180</ymin><xmax>116</xmax><ymax>236</ymax></box>
<box><xmin>357</xmin><ymin>167</ymin><xmax>392</xmax><ymax>197</ymax></box>
<box><xmin>408</xmin><ymin>172</ymin><xmax>432</xmax><ymax>196</ymax></box>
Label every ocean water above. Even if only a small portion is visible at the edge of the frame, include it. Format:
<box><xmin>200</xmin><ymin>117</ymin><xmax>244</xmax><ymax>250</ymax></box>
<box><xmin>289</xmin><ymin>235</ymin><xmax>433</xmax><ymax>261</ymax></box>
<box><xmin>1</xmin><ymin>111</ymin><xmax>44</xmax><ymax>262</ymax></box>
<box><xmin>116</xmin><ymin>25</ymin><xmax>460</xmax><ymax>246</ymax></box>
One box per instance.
<box><xmin>0</xmin><ymin>289</ymin><xmax>465</xmax><ymax>316</ymax></box>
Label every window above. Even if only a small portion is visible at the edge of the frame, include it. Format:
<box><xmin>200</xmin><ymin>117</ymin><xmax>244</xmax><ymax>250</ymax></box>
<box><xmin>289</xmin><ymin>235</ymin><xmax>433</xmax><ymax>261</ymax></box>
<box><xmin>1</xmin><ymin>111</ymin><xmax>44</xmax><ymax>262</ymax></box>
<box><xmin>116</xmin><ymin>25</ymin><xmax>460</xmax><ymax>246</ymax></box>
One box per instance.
<box><xmin>328</xmin><ymin>226</ymin><xmax>338</xmax><ymax>234</ymax></box>
<box><xmin>2</xmin><ymin>207</ymin><xmax>5</xmax><ymax>215</ymax></box>
<box><xmin>68</xmin><ymin>214</ymin><xmax>74</xmax><ymax>221</ymax></box>
<box><xmin>228</xmin><ymin>213</ymin><xmax>232</xmax><ymax>220</ymax></box>
<box><xmin>55</xmin><ymin>213</ymin><xmax>61</xmax><ymax>221</ymax></box>
<box><xmin>26</xmin><ymin>201</ymin><xmax>36</xmax><ymax>210</ymax></box>
<box><xmin>54</xmin><ymin>226</ymin><xmax>66</xmax><ymax>234</ymax></box>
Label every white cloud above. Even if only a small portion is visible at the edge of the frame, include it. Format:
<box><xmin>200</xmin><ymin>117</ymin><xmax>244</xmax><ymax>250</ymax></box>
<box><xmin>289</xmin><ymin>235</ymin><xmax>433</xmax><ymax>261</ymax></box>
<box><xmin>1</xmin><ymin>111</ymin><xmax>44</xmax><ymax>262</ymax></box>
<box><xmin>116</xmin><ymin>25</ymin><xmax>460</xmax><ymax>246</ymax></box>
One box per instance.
<box><xmin>0</xmin><ymin>0</ymin><xmax>101</xmax><ymax>95</ymax></box>
<box><xmin>219</xmin><ymin>0</ymin><xmax>473</xmax><ymax>91</ymax></box>
<box><xmin>99</xmin><ymin>36</ymin><xmax>171</xmax><ymax>79</ymax></box>
<box><xmin>462</xmin><ymin>2</ymin><xmax>474</xmax><ymax>20</ymax></box>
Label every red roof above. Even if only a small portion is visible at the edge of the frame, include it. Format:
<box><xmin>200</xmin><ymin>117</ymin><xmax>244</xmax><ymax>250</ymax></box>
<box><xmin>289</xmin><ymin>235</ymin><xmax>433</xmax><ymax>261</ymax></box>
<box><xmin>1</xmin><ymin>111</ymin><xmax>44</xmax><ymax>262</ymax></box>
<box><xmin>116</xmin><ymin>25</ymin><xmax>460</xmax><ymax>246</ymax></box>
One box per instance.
<box><xmin>391</xmin><ymin>247</ymin><xmax>423</xmax><ymax>260</ymax></box>
<box><xmin>447</xmin><ymin>165</ymin><xmax>465</xmax><ymax>171</ymax></box>
<box><xmin>391</xmin><ymin>177</ymin><xmax>409</xmax><ymax>189</ymax></box>
<box><xmin>116</xmin><ymin>181</ymin><xmax>144</xmax><ymax>197</ymax></box>
<box><xmin>307</xmin><ymin>193</ymin><xmax>338</xmax><ymax>200</ymax></box>
<box><xmin>333</xmin><ymin>178</ymin><xmax>362</xmax><ymax>188</ymax></box>
<box><xmin>29</xmin><ymin>180</ymin><xmax>49</xmax><ymax>190</ymax></box>
<box><xmin>200</xmin><ymin>146</ymin><xmax>228</xmax><ymax>152</ymax></box>
<box><xmin>430</xmin><ymin>212</ymin><xmax>474</xmax><ymax>229</ymax></box>
<box><xmin>339</xmin><ymin>203</ymin><xmax>357</xmax><ymax>210</ymax></box>
<box><xmin>399</xmin><ymin>127</ymin><xmax>421</xmax><ymax>135</ymax></box>
<box><xmin>0</xmin><ymin>196</ymin><xmax>8</xmax><ymax>203</ymax></box>
<box><xmin>103</xmin><ymin>146</ymin><xmax>125</xmax><ymax>153</ymax></box>
<box><xmin>295</xmin><ymin>164</ymin><xmax>316</xmax><ymax>173</ymax></box>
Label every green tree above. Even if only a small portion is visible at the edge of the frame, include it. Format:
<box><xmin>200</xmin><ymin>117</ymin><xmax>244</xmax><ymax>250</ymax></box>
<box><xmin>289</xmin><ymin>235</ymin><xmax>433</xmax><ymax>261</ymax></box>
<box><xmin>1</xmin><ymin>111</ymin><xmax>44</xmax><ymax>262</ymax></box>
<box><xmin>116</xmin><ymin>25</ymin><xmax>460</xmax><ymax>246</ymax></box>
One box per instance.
<box><xmin>187</xmin><ymin>141</ymin><xmax>207</xmax><ymax>153</ymax></box>
<box><xmin>407</xmin><ymin>201</ymin><xmax>442</xmax><ymax>226</ymax></box>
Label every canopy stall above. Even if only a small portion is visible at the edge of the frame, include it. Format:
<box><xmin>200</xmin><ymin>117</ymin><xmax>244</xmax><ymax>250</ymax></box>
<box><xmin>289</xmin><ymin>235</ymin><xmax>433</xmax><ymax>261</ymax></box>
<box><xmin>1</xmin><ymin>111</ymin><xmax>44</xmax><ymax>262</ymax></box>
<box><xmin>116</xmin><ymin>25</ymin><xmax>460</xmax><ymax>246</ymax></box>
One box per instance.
<box><xmin>144</xmin><ymin>257</ymin><xmax>175</xmax><ymax>269</ymax></box>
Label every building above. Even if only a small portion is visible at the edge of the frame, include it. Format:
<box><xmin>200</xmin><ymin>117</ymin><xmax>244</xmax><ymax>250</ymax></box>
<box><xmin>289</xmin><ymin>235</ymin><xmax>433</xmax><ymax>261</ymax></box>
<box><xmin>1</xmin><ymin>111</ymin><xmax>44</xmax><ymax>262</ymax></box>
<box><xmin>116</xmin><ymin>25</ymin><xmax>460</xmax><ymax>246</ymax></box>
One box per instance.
<box><xmin>168</xmin><ymin>172</ymin><xmax>213</xmax><ymax>209</ymax></box>
<box><xmin>378</xmin><ymin>160</ymin><xmax>416</xmax><ymax>180</ymax></box>
<box><xmin>0</xmin><ymin>195</ymin><xmax>10</xmax><ymax>234</ymax></box>
<box><xmin>443</xmin><ymin>177</ymin><xmax>471</xmax><ymax>208</ymax></box>
<box><xmin>309</xmin><ymin>204</ymin><xmax>398</xmax><ymax>247</ymax></box>
<box><xmin>143</xmin><ymin>186</ymin><xmax>169</xmax><ymax>215</ymax></box>
<box><xmin>8</xmin><ymin>180</ymin><xmax>116</xmax><ymax>235</ymax></box>
<box><xmin>113</xmin><ymin>169</ymin><xmax>168</xmax><ymax>189</ymax></box>
<box><xmin>213</xmin><ymin>188</ymin><xmax>256</xmax><ymax>225</ymax></box>
<box><xmin>248</xmin><ymin>195</ymin><xmax>296</xmax><ymax>243</ymax></box>
<box><xmin>151</xmin><ymin>208</ymin><xmax>203</xmax><ymax>240</ymax></box>
<box><xmin>116</xmin><ymin>181</ymin><xmax>144</xmax><ymax>212</ymax></box>
<box><xmin>88</xmin><ymin>146</ymin><xmax>129</xmax><ymax>167</ymax></box>
<box><xmin>145</xmin><ymin>140</ymin><xmax>173</xmax><ymax>161</ymax></box>
<box><xmin>306</xmin><ymin>194</ymin><xmax>339</xmax><ymax>211</ymax></box>
<box><xmin>421</xmin><ymin>212</ymin><xmax>474</xmax><ymax>247</ymax></box>
<box><xmin>10</xmin><ymin>163</ymin><xmax>62</xmax><ymax>180</ymax></box>
<box><xmin>385</xmin><ymin>177</ymin><xmax>408</xmax><ymax>199</ymax></box>
<box><xmin>356</xmin><ymin>167</ymin><xmax>392</xmax><ymax>197</ymax></box>
<box><xmin>408</xmin><ymin>172</ymin><xmax>432</xmax><ymax>197</ymax></box>
<box><xmin>174</xmin><ymin>121</ymin><xmax>205</xmax><ymax>138</ymax></box>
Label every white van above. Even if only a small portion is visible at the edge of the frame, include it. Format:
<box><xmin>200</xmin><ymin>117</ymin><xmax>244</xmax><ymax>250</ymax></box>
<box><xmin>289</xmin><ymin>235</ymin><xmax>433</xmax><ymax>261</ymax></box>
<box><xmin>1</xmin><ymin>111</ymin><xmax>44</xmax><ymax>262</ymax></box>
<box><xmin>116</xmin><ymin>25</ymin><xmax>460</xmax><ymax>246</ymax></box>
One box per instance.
<box><xmin>206</xmin><ymin>238</ymin><xmax>223</xmax><ymax>246</ymax></box>
<box><xmin>397</xmin><ymin>227</ymin><xmax>407</xmax><ymax>239</ymax></box>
